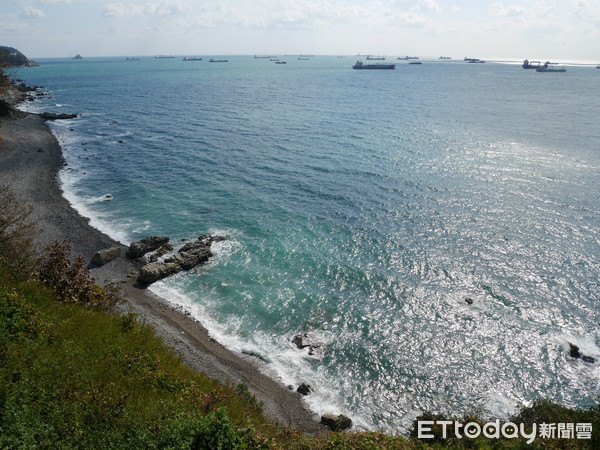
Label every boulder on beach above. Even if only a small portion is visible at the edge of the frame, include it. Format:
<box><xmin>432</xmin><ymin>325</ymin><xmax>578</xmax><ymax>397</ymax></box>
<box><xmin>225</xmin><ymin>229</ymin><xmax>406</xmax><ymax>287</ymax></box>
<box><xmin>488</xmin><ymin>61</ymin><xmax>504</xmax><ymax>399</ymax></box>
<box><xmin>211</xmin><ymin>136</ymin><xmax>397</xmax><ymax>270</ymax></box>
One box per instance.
<box><xmin>296</xmin><ymin>383</ymin><xmax>312</xmax><ymax>395</ymax></box>
<box><xmin>91</xmin><ymin>246</ymin><xmax>122</xmax><ymax>266</ymax></box>
<box><xmin>320</xmin><ymin>414</ymin><xmax>352</xmax><ymax>431</ymax></box>
<box><xmin>126</xmin><ymin>236</ymin><xmax>170</xmax><ymax>259</ymax></box>
<box><xmin>137</xmin><ymin>234</ymin><xmax>225</xmax><ymax>285</ymax></box>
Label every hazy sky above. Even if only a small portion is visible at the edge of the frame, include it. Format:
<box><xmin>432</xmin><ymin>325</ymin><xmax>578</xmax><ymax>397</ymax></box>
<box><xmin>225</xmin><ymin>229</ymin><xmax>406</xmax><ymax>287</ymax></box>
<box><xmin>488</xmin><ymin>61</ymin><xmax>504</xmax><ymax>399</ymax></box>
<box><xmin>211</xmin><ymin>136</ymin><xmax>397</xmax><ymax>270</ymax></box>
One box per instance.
<box><xmin>1</xmin><ymin>0</ymin><xmax>599</xmax><ymax>60</ymax></box>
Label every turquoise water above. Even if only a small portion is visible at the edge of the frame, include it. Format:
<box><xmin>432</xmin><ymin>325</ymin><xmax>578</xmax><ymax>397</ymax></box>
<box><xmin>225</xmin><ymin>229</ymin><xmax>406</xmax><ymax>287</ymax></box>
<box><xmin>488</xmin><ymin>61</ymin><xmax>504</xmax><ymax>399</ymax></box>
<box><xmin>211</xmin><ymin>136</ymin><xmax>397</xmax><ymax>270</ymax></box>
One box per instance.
<box><xmin>19</xmin><ymin>57</ymin><xmax>600</xmax><ymax>431</ymax></box>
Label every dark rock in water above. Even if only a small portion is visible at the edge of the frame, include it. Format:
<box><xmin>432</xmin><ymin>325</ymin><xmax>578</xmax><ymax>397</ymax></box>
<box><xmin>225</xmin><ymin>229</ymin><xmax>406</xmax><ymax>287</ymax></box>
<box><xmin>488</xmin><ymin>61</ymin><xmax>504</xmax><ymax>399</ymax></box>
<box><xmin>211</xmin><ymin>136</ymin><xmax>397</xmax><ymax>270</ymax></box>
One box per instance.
<box><xmin>292</xmin><ymin>333</ymin><xmax>325</xmax><ymax>357</ymax></box>
<box><xmin>297</xmin><ymin>383</ymin><xmax>312</xmax><ymax>395</ymax></box>
<box><xmin>569</xmin><ymin>343</ymin><xmax>581</xmax><ymax>358</ymax></box>
<box><xmin>292</xmin><ymin>333</ymin><xmax>312</xmax><ymax>349</ymax></box>
<box><xmin>320</xmin><ymin>414</ymin><xmax>352</xmax><ymax>431</ymax></box>
<box><xmin>127</xmin><ymin>236</ymin><xmax>170</xmax><ymax>259</ymax></box>
<box><xmin>137</xmin><ymin>235</ymin><xmax>224</xmax><ymax>285</ymax></box>
<box><xmin>464</xmin><ymin>297</ymin><xmax>474</xmax><ymax>305</ymax></box>
<box><xmin>568</xmin><ymin>343</ymin><xmax>596</xmax><ymax>363</ymax></box>
<box><xmin>91</xmin><ymin>247</ymin><xmax>122</xmax><ymax>266</ymax></box>
<box><xmin>40</xmin><ymin>112</ymin><xmax>78</xmax><ymax>120</ymax></box>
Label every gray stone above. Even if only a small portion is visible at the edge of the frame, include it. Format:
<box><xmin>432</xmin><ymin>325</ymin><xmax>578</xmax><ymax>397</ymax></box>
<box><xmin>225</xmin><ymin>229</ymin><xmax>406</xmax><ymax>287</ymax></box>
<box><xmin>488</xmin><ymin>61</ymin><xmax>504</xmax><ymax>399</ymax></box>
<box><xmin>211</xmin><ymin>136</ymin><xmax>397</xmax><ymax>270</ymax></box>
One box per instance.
<box><xmin>126</xmin><ymin>236</ymin><xmax>170</xmax><ymax>259</ymax></box>
<box><xmin>148</xmin><ymin>243</ymin><xmax>174</xmax><ymax>262</ymax></box>
<box><xmin>137</xmin><ymin>235</ymin><xmax>224</xmax><ymax>285</ymax></box>
<box><xmin>297</xmin><ymin>383</ymin><xmax>312</xmax><ymax>395</ymax></box>
<box><xmin>91</xmin><ymin>247</ymin><xmax>122</xmax><ymax>266</ymax></box>
<box><xmin>320</xmin><ymin>414</ymin><xmax>352</xmax><ymax>431</ymax></box>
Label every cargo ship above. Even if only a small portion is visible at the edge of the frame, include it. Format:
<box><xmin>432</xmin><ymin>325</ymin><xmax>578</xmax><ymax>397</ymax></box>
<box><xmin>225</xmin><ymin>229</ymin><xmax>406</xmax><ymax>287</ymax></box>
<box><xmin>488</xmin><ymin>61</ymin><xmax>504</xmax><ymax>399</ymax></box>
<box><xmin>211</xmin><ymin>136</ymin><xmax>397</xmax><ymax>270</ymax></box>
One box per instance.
<box><xmin>352</xmin><ymin>60</ymin><xmax>395</xmax><ymax>70</ymax></box>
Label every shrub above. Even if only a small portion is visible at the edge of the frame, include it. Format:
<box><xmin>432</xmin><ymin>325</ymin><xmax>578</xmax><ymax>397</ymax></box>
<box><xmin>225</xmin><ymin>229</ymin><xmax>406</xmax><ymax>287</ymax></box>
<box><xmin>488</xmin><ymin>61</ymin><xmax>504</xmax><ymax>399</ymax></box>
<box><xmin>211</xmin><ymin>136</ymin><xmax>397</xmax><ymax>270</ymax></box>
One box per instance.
<box><xmin>37</xmin><ymin>241</ymin><xmax>122</xmax><ymax>311</ymax></box>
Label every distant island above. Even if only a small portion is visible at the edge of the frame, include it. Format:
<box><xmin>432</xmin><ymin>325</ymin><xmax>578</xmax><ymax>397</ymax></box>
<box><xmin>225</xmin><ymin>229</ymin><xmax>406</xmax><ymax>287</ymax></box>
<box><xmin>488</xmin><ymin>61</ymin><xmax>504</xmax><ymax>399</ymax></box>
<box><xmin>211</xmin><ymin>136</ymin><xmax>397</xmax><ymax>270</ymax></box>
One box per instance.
<box><xmin>0</xmin><ymin>46</ymin><xmax>39</xmax><ymax>67</ymax></box>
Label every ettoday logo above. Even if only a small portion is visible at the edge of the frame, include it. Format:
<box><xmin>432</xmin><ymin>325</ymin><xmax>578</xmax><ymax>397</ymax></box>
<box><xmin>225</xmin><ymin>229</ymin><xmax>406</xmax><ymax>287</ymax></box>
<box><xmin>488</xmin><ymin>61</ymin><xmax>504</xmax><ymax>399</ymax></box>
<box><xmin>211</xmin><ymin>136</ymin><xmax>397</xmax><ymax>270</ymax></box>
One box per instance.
<box><xmin>417</xmin><ymin>420</ymin><xmax>593</xmax><ymax>444</ymax></box>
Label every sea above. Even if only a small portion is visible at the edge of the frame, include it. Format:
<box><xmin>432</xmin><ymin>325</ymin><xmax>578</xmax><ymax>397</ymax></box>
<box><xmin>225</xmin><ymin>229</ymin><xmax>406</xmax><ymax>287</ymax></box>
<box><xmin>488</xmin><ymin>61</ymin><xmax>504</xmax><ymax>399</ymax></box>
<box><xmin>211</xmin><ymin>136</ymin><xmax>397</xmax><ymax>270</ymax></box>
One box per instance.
<box><xmin>17</xmin><ymin>56</ymin><xmax>600</xmax><ymax>432</ymax></box>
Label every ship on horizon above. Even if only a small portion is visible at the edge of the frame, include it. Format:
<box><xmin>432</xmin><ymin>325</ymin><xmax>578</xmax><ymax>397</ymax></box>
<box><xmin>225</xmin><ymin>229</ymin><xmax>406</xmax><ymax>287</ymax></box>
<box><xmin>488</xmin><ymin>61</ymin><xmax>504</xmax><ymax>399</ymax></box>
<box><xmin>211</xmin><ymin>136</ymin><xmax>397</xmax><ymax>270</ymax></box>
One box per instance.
<box><xmin>353</xmin><ymin>60</ymin><xmax>395</xmax><ymax>70</ymax></box>
<box><xmin>522</xmin><ymin>59</ymin><xmax>541</xmax><ymax>69</ymax></box>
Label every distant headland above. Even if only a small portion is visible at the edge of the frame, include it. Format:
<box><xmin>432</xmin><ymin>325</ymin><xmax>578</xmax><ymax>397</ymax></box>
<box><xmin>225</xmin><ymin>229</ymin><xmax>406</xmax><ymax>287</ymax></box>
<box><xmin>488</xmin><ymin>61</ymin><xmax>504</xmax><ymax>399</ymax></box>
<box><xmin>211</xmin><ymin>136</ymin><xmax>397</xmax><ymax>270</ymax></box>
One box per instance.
<box><xmin>0</xmin><ymin>46</ymin><xmax>39</xmax><ymax>68</ymax></box>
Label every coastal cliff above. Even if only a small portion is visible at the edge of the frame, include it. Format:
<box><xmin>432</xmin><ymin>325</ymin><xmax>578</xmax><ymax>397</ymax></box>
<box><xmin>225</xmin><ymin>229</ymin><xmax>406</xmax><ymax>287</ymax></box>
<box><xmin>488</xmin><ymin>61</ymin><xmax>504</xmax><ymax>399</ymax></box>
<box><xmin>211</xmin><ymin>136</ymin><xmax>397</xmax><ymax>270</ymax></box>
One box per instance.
<box><xmin>0</xmin><ymin>45</ymin><xmax>39</xmax><ymax>68</ymax></box>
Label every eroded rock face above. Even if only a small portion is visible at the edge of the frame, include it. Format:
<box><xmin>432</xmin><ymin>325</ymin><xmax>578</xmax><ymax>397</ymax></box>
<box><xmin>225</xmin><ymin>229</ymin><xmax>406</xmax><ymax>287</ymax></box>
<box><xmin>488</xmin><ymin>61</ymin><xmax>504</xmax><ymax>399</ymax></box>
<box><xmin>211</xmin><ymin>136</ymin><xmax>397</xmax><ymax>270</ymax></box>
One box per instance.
<box><xmin>320</xmin><ymin>414</ymin><xmax>352</xmax><ymax>431</ymax></box>
<box><xmin>136</xmin><ymin>235</ymin><xmax>224</xmax><ymax>285</ymax></box>
<box><xmin>126</xmin><ymin>236</ymin><xmax>170</xmax><ymax>259</ymax></box>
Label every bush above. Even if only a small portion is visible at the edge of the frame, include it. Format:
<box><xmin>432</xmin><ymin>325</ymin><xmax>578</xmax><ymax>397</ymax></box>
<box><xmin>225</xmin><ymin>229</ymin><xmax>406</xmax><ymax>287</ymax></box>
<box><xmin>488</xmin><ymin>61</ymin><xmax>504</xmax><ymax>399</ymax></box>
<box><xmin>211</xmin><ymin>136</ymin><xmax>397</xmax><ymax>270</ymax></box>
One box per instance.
<box><xmin>37</xmin><ymin>241</ymin><xmax>121</xmax><ymax>311</ymax></box>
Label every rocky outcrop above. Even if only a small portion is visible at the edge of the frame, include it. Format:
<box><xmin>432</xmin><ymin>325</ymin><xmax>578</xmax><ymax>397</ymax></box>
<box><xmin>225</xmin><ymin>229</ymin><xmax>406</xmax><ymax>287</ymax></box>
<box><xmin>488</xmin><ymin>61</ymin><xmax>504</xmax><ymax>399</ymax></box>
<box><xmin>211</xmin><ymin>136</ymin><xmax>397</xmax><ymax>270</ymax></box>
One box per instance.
<box><xmin>136</xmin><ymin>234</ymin><xmax>225</xmax><ymax>286</ymax></box>
<box><xmin>147</xmin><ymin>243</ymin><xmax>174</xmax><ymax>262</ymax></box>
<box><xmin>320</xmin><ymin>414</ymin><xmax>352</xmax><ymax>431</ymax></box>
<box><xmin>40</xmin><ymin>112</ymin><xmax>78</xmax><ymax>120</ymax></box>
<box><xmin>126</xmin><ymin>236</ymin><xmax>170</xmax><ymax>259</ymax></box>
<box><xmin>292</xmin><ymin>333</ymin><xmax>325</xmax><ymax>357</ymax></box>
<box><xmin>297</xmin><ymin>383</ymin><xmax>312</xmax><ymax>395</ymax></box>
<box><xmin>568</xmin><ymin>343</ymin><xmax>596</xmax><ymax>363</ymax></box>
<box><xmin>91</xmin><ymin>247</ymin><xmax>122</xmax><ymax>266</ymax></box>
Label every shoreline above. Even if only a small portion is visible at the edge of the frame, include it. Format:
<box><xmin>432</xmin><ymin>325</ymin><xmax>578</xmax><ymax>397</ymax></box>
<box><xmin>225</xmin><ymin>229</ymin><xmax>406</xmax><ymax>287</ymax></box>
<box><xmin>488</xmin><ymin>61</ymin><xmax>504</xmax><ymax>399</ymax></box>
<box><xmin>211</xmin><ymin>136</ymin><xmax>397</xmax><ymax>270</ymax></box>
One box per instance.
<box><xmin>0</xmin><ymin>108</ymin><xmax>326</xmax><ymax>434</ymax></box>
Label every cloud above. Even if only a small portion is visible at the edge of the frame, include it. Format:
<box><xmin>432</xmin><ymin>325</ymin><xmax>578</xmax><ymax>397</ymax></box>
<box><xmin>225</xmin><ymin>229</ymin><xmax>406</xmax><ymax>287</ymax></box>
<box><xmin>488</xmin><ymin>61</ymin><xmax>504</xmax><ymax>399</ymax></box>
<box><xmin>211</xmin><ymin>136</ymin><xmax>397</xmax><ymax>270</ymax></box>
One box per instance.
<box><xmin>388</xmin><ymin>12</ymin><xmax>432</xmax><ymax>28</ymax></box>
<box><xmin>490</xmin><ymin>3</ymin><xmax>527</xmax><ymax>17</ymax></box>
<box><xmin>102</xmin><ymin>1</ymin><xmax>190</xmax><ymax>18</ymax></box>
<box><xmin>411</xmin><ymin>0</ymin><xmax>441</xmax><ymax>13</ymax></box>
<box><xmin>0</xmin><ymin>19</ymin><xmax>29</xmax><ymax>32</ymax></box>
<box><xmin>21</xmin><ymin>6</ymin><xmax>46</xmax><ymax>19</ymax></box>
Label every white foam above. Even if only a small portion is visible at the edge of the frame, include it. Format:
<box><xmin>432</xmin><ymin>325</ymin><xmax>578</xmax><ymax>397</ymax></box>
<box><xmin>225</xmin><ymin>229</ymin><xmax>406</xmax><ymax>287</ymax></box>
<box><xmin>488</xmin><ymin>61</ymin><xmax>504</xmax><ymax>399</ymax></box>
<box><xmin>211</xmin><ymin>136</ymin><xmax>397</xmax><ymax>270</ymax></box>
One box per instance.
<box><xmin>48</xmin><ymin>121</ymin><xmax>132</xmax><ymax>245</ymax></box>
<box><xmin>148</xmin><ymin>276</ymin><xmax>373</xmax><ymax>430</ymax></box>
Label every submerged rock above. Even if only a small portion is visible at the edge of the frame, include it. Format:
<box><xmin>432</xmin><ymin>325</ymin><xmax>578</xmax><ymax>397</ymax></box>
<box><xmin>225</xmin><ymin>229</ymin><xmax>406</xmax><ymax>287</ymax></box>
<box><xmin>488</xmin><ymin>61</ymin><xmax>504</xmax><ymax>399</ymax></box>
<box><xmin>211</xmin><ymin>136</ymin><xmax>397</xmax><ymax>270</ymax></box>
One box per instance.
<box><xmin>320</xmin><ymin>414</ymin><xmax>352</xmax><ymax>431</ymax></box>
<box><xmin>126</xmin><ymin>236</ymin><xmax>170</xmax><ymax>259</ymax></box>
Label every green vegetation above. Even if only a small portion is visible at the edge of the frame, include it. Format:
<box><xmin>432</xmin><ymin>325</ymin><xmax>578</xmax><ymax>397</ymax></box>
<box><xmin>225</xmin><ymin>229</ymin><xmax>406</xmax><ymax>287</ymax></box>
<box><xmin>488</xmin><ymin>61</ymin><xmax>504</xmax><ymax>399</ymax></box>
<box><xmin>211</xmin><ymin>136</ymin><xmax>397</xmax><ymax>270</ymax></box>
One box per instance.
<box><xmin>0</xmin><ymin>46</ymin><xmax>31</xmax><ymax>68</ymax></box>
<box><xmin>0</xmin><ymin>184</ymin><xmax>597</xmax><ymax>448</ymax></box>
